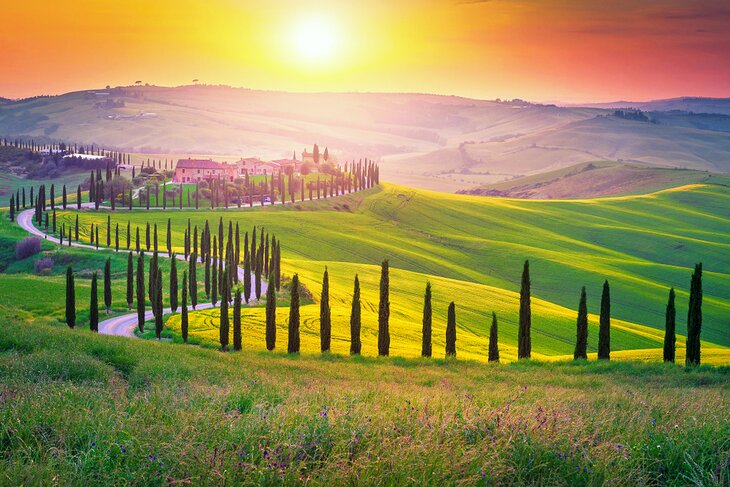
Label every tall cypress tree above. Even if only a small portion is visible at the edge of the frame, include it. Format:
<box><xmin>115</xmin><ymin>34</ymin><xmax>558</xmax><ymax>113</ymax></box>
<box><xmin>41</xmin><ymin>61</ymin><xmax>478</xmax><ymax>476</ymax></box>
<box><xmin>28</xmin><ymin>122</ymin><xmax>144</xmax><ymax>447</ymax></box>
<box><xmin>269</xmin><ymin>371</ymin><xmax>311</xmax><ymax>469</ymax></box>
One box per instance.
<box><xmin>421</xmin><ymin>282</ymin><xmax>432</xmax><ymax>358</ymax></box>
<box><xmin>243</xmin><ymin>253</ymin><xmax>252</xmax><ymax>303</ymax></box>
<box><xmin>265</xmin><ymin>273</ymin><xmax>276</xmax><ymax>350</ymax></box>
<box><xmin>106</xmin><ymin>215</ymin><xmax>111</xmax><ymax>246</ymax></box>
<box><xmin>145</xmin><ymin>222</ymin><xmax>150</xmax><ymax>250</ymax></box>
<box><xmin>288</xmin><ymin>274</ymin><xmax>301</xmax><ymax>354</ymax></box>
<box><xmin>320</xmin><ymin>267</ymin><xmax>331</xmax><ymax>352</ymax></box>
<box><xmin>378</xmin><ymin>260</ymin><xmax>390</xmax><ymax>356</ymax></box>
<box><xmin>126</xmin><ymin>252</ymin><xmax>134</xmax><ymax>309</ymax></box>
<box><xmin>189</xmin><ymin>252</ymin><xmax>198</xmax><ymax>310</ymax></box>
<box><xmin>233</xmin><ymin>287</ymin><xmax>242</xmax><ymax>351</ymax></box>
<box><xmin>90</xmin><ymin>272</ymin><xmax>99</xmax><ymax>332</ymax></box>
<box><xmin>103</xmin><ymin>257</ymin><xmax>112</xmax><ymax>314</ymax></box>
<box><xmin>166</xmin><ymin>218</ymin><xmax>172</xmax><ymax>257</ymax></box>
<box><xmin>488</xmin><ymin>312</ymin><xmax>499</xmax><ymax>363</ymax></box>
<box><xmin>181</xmin><ymin>271</ymin><xmax>189</xmax><ymax>344</ymax></box>
<box><xmin>518</xmin><ymin>260</ymin><xmax>532</xmax><ymax>359</ymax></box>
<box><xmin>350</xmin><ymin>274</ymin><xmax>361</xmax><ymax>355</ymax></box>
<box><xmin>686</xmin><ymin>263</ymin><xmax>703</xmax><ymax>366</ymax></box>
<box><xmin>211</xmin><ymin>239</ymin><xmax>218</xmax><ymax>306</ymax></box>
<box><xmin>275</xmin><ymin>241</ymin><xmax>282</xmax><ymax>291</ymax></box>
<box><xmin>65</xmin><ymin>266</ymin><xmax>76</xmax><ymax>328</ymax></box>
<box><xmin>445</xmin><ymin>301</ymin><xmax>456</xmax><ymax>358</ymax></box>
<box><xmin>136</xmin><ymin>252</ymin><xmax>145</xmax><ymax>332</ymax></box>
<box><xmin>154</xmin><ymin>271</ymin><xmax>163</xmax><ymax>339</ymax></box>
<box><xmin>170</xmin><ymin>256</ymin><xmax>178</xmax><ymax>312</ymax></box>
<box><xmin>598</xmin><ymin>280</ymin><xmax>611</xmax><ymax>360</ymax></box>
<box><xmin>663</xmin><ymin>288</ymin><xmax>676</xmax><ymax>363</ymax></box>
<box><xmin>219</xmin><ymin>269</ymin><xmax>229</xmax><ymax>352</ymax></box>
<box><xmin>574</xmin><ymin>287</ymin><xmax>588</xmax><ymax>360</ymax></box>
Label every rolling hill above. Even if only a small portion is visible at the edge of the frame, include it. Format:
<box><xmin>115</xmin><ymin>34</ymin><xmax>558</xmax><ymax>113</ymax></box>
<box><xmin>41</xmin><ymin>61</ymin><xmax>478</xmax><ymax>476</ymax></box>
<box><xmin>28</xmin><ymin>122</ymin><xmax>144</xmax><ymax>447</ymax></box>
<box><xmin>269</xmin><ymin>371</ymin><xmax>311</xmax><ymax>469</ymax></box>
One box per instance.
<box><xmin>460</xmin><ymin>161</ymin><xmax>728</xmax><ymax>199</ymax></box>
<box><xmin>42</xmin><ymin>181</ymin><xmax>730</xmax><ymax>361</ymax></box>
<box><xmin>2</xmin><ymin>86</ymin><xmax>730</xmax><ymax>193</ymax></box>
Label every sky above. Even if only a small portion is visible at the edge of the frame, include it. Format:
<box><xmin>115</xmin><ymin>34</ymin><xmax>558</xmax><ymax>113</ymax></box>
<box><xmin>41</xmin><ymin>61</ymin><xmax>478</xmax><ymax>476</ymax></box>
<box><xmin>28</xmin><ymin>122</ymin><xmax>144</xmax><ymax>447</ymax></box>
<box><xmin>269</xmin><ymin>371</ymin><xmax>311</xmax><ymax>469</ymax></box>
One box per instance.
<box><xmin>1</xmin><ymin>0</ymin><xmax>729</xmax><ymax>102</ymax></box>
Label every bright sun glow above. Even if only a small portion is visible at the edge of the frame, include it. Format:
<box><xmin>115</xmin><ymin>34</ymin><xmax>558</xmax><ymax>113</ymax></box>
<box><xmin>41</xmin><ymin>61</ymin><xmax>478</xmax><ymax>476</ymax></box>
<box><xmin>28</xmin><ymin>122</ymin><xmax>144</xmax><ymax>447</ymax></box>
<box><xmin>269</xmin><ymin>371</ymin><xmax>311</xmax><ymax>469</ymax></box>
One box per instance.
<box><xmin>290</xmin><ymin>15</ymin><xmax>338</xmax><ymax>63</ymax></box>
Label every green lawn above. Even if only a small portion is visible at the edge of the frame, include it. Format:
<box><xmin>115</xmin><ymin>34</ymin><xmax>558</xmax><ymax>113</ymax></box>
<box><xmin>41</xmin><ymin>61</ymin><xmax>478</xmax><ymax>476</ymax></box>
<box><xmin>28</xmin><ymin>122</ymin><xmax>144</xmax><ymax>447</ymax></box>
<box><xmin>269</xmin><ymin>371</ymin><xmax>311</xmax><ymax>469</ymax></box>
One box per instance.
<box><xmin>47</xmin><ymin>181</ymin><xmax>730</xmax><ymax>361</ymax></box>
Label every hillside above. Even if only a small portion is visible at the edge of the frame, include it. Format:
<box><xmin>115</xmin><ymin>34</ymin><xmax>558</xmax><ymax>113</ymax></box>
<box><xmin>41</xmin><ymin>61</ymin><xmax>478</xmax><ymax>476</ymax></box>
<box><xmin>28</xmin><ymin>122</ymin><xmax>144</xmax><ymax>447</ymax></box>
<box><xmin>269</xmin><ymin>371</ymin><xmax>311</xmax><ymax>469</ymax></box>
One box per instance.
<box><xmin>460</xmin><ymin>161</ymin><xmax>726</xmax><ymax>199</ymax></box>
<box><xmin>2</xmin><ymin>86</ymin><xmax>730</xmax><ymax>193</ymax></box>
<box><xmin>37</xmin><ymin>182</ymin><xmax>730</xmax><ymax>358</ymax></box>
<box><xmin>579</xmin><ymin>97</ymin><xmax>730</xmax><ymax>116</ymax></box>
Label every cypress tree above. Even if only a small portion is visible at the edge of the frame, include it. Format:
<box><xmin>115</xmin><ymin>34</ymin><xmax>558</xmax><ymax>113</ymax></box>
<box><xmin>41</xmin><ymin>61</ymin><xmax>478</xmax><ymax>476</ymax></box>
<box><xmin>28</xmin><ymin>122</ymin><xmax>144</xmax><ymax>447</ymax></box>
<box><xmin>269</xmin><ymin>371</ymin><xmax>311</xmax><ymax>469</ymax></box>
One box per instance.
<box><xmin>663</xmin><ymin>288</ymin><xmax>676</xmax><ymax>363</ymax></box>
<box><xmin>220</xmin><ymin>269</ymin><xmax>230</xmax><ymax>351</ymax></box>
<box><xmin>106</xmin><ymin>215</ymin><xmax>111</xmax><ymax>246</ymax></box>
<box><xmin>65</xmin><ymin>266</ymin><xmax>76</xmax><ymax>328</ymax></box>
<box><xmin>204</xmin><ymin>253</ymin><xmax>211</xmax><ymax>298</ymax></box>
<box><xmin>77</xmin><ymin>185</ymin><xmax>82</xmax><ymax>209</ymax></box>
<box><xmin>686</xmin><ymin>263</ymin><xmax>703</xmax><ymax>366</ymax></box>
<box><xmin>598</xmin><ymin>280</ymin><xmax>611</xmax><ymax>360</ymax></box>
<box><xmin>136</xmin><ymin>252</ymin><xmax>145</xmax><ymax>332</ymax></box>
<box><xmin>154</xmin><ymin>271</ymin><xmax>163</xmax><ymax>339</ymax></box>
<box><xmin>8</xmin><ymin>196</ymin><xmax>14</xmax><ymax>222</ymax></box>
<box><xmin>181</xmin><ymin>271</ymin><xmax>189</xmax><ymax>344</ymax></box>
<box><xmin>288</xmin><ymin>274</ymin><xmax>300</xmax><ymax>354</ymax></box>
<box><xmin>189</xmin><ymin>252</ymin><xmax>198</xmax><ymax>309</ymax></box>
<box><xmin>75</xmin><ymin>215</ymin><xmax>79</xmax><ymax>241</ymax></box>
<box><xmin>421</xmin><ymin>282</ymin><xmax>432</xmax><ymax>358</ymax></box>
<box><xmin>166</xmin><ymin>218</ymin><xmax>172</xmax><ymax>257</ymax></box>
<box><xmin>488</xmin><ymin>312</ymin><xmax>499</xmax><ymax>363</ymax></box>
<box><xmin>254</xmin><ymin>247</ymin><xmax>262</xmax><ymax>300</ymax></box>
<box><xmin>320</xmin><ymin>267</ymin><xmax>331</xmax><ymax>352</ymax></box>
<box><xmin>275</xmin><ymin>241</ymin><xmax>282</xmax><ymax>291</ymax></box>
<box><xmin>350</xmin><ymin>274</ymin><xmax>361</xmax><ymax>355</ymax></box>
<box><xmin>212</xmin><ymin>239</ymin><xmax>218</xmax><ymax>306</ymax></box>
<box><xmin>377</xmin><ymin>260</ymin><xmax>390</xmax><ymax>356</ymax></box>
<box><xmin>265</xmin><ymin>273</ymin><xmax>276</xmax><ymax>350</ymax></box>
<box><xmin>170</xmin><ymin>256</ymin><xmax>178</xmax><ymax>312</ymax></box>
<box><xmin>153</xmin><ymin>223</ymin><xmax>158</xmax><ymax>252</ymax></box>
<box><xmin>135</xmin><ymin>227</ymin><xmax>140</xmax><ymax>252</ymax></box>
<box><xmin>115</xmin><ymin>223</ymin><xmax>119</xmax><ymax>252</ymax></box>
<box><xmin>574</xmin><ymin>287</ymin><xmax>588</xmax><ymax>360</ymax></box>
<box><xmin>243</xmin><ymin>253</ymin><xmax>252</xmax><ymax>303</ymax></box>
<box><xmin>90</xmin><ymin>272</ymin><xmax>99</xmax><ymax>332</ymax></box>
<box><xmin>126</xmin><ymin>221</ymin><xmax>130</xmax><ymax>249</ymax></box>
<box><xmin>233</xmin><ymin>287</ymin><xmax>242</xmax><ymax>351</ymax></box>
<box><xmin>145</xmin><ymin>222</ymin><xmax>150</xmax><ymax>250</ymax></box>
<box><xmin>518</xmin><ymin>260</ymin><xmax>532</xmax><ymax>359</ymax></box>
<box><xmin>126</xmin><ymin>252</ymin><xmax>134</xmax><ymax>309</ymax></box>
<box><xmin>62</xmin><ymin>185</ymin><xmax>67</xmax><ymax>209</ymax></box>
<box><xmin>445</xmin><ymin>302</ymin><xmax>456</xmax><ymax>358</ymax></box>
<box><xmin>104</xmin><ymin>257</ymin><xmax>112</xmax><ymax>314</ymax></box>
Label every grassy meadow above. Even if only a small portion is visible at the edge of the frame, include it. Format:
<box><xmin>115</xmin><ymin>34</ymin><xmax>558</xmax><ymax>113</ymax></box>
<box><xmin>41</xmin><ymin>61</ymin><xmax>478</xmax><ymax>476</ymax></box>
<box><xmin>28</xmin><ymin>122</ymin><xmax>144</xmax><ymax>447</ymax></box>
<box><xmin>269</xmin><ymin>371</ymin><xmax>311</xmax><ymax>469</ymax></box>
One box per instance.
<box><xmin>0</xmin><ymin>313</ymin><xmax>728</xmax><ymax>485</ymax></box>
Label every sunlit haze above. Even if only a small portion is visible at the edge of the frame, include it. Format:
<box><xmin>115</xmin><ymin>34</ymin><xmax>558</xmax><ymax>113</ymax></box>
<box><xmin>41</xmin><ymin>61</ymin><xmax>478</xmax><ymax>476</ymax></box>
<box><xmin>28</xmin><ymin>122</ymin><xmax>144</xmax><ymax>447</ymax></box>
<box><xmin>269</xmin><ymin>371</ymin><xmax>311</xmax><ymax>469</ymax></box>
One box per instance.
<box><xmin>1</xmin><ymin>0</ymin><xmax>729</xmax><ymax>101</ymax></box>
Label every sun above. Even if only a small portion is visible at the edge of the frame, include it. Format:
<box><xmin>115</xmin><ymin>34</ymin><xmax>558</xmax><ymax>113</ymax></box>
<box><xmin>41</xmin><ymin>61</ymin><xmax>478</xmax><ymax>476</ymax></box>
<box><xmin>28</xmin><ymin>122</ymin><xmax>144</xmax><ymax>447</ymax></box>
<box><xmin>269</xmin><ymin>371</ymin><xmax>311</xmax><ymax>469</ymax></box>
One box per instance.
<box><xmin>290</xmin><ymin>15</ymin><xmax>338</xmax><ymax>63</ymax></box>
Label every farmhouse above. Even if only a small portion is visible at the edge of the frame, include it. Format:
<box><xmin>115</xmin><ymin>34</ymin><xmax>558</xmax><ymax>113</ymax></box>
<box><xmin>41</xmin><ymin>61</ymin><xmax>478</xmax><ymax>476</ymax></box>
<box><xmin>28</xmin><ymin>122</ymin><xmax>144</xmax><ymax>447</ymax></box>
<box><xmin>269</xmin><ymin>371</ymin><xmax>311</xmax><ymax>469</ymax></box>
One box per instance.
<box><xmin>173</xmin><ymin>158</ymin><xmax>237</xmax><ymax>183</ymax></box>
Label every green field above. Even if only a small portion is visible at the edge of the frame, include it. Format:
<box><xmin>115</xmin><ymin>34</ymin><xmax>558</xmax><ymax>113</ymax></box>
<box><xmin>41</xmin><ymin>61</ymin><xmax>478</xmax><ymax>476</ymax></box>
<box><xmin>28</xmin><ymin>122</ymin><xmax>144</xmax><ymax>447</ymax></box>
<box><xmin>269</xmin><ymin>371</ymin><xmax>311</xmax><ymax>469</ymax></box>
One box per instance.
<box><xmin>48</xmin><ymin>181</ymin><xmax>730</xmax><ymax>362</ymax></box>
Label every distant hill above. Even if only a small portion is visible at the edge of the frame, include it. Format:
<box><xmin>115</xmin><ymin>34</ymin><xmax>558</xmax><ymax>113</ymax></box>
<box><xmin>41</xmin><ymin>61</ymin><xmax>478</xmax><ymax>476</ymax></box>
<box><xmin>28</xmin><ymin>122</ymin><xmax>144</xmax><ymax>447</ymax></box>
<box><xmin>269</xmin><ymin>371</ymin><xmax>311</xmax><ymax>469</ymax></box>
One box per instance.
<box><xmin>1</xmin><ymin>86</ymin><xmax>729</xmax><ymax>192</ymax></box>
<box><xmin>0</xmin><ymin>97</ymin><xmax>11</xmax><ymax>105</ymax></box>
<box><xmin>576</xmin><ymin>97</ymin><xmax>730</xmax><ymax>116</ymax></box>
<box><xmin>459</xmin><ymin>161</ymin><xmax>728</xmax><ymax>199</ymax></box>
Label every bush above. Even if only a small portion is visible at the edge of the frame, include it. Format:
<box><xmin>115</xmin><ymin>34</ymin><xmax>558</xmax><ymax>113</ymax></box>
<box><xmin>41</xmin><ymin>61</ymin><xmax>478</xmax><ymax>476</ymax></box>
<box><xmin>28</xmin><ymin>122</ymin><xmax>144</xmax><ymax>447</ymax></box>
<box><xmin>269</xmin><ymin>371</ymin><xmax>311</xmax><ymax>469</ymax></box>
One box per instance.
<box><xmin>34</xmin><ymin>257</ymin><xmax>54</xmax><ymax>275</ymax></box>
<box><xmin>16</xmin><ymin>237</ymin><xmax>41</xmax><ymax>260</ymax></box>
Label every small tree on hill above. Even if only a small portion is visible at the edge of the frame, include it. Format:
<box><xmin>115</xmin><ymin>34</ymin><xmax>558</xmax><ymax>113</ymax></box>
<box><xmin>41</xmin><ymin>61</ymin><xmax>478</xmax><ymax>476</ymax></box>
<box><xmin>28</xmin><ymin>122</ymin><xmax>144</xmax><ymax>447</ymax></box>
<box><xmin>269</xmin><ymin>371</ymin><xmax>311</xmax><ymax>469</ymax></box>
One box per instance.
<box><xmin>574</xmin><ymin>287</ymin><xmax>588</xmax><ymax>360</ymax></box>
<box><xmin>350</xmin><ymin>274</ymin><xmax>361</xmax><ymax>355</ymax></box>
<box><xmin>181</xmin><ymin>270</ymin><xmax>189</xmax><ymax>344</ymax></box>
<box><xmin>90</xmin><ymin>272</ymin><xmax>99</xmax><ymax>332</ymax></box>
<box><xmin>378</xmin><ymin>260</ymin><xmax>390</xmax><ymax>356</ymax></box>
<box><xmin>288</xmin><ymin>274</ymin><xmax>301</xmax><ymax>354</ymax></box>
<box><xmin>518</xmin><ymin>260</ymin><xmax>531</xmax><ymax>359</ymax></box>
<box><xmin>320</xmin><ymin>267</ymin><xmax>331</xmax><ymax>352</ymax></box>
<box><xmin>685</xmin><ymin>263</ymin><xmax>703</xmax><ymax>366</ymax></box>
<box><xmin>488</xmin><ymin>312</ymin><xmax>499</xmax><ymax>363</ymax></box>
<box><xmin>136</xmin><ymin>253</ymin><xmax>145</xmax><ymax>332</ymax></box>
<box><xmin>233</xmin><ymin>287</ymin><xmax>242</xmax><ymax>351</ymax></box>
<box><xmin>421</xmin><ymin>282</ymin><xmax>432</xmax><ymax>358</ymax></box>
<box><xmin>663</xmin><ymin>288</ymin><xmax>676</xmax><ymax>363</ymax></box>
<box><xmin>265</xmin><ymin>273</ymin><xmax>276</xmax><ymax>350</ymax></box>
<box><xmin>104</xmin><ymin>257</ymin><xmax>112</xmax><ymax>314</ymax></box>
<box><xmin>598</xmin><ymin>280</ymin><xmax>611</xmax><ymax>360</ymax></box>
<box><xmin>445</xmin><ymin>301</ymin><xmax>456</xmax><ymax>358</ymax></box>
<box><xmin>170</xmin><ymin>256</ymin><xmax>178</xmax><ymax>312</ymax></box>
<box><xmin>65</xmin><ymin>266</ymin><xmax>76</xmax><ymax>328</ymax></box>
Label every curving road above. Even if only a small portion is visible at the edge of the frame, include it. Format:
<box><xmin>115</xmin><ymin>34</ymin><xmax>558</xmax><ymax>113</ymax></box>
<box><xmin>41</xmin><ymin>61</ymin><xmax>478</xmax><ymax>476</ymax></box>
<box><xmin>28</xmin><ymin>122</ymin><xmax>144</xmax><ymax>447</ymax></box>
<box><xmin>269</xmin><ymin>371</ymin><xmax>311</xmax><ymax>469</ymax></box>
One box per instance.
<box><xmin>16</xmin><ymin>207</ymin><xmax>267</xmax><ymax>338</ymax></box>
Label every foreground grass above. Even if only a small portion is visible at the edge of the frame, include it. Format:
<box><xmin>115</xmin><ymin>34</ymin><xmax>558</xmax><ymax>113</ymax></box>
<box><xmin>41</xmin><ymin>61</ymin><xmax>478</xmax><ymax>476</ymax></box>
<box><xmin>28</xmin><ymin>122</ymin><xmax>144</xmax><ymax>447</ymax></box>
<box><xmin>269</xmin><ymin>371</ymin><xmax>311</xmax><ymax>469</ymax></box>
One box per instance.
<box><xmin>0</xmin><ymin>314</ymin><xmax>728</xmax><ymax>485</ymax></box>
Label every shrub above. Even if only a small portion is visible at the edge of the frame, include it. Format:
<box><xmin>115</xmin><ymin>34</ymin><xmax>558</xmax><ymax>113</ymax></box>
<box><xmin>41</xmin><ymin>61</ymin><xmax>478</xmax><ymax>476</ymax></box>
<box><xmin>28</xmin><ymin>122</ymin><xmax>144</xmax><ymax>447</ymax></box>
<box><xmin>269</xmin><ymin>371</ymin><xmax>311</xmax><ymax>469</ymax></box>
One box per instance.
<box><xmin>16</xmin><ymin>237</ymin><xmax>41</xmax><ymax>260</ymax></box>
<box><xmin>34</xmin><ymin>257</ymin><xmax>54</xmax><ymax>274</ymax></box>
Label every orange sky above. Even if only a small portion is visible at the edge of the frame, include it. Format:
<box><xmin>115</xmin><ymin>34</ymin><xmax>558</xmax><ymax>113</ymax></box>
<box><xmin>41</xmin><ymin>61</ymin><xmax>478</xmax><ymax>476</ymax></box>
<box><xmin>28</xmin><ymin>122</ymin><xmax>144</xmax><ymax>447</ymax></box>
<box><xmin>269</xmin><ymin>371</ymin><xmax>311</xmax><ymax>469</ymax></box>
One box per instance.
<box><xmin>1</xmin><ymin>0</ymin><xmax>729</xmax><ymax>102</ymax></box>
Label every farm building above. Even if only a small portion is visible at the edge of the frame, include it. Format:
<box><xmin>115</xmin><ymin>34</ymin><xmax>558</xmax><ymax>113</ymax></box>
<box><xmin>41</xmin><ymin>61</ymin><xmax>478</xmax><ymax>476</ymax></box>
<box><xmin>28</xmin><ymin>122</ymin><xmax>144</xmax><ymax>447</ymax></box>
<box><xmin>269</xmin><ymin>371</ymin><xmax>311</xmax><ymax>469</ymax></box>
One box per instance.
<box><xmin>173</xmin><ymin>158</ymin><xmax>237</xmax><ymax>183</ymax></box>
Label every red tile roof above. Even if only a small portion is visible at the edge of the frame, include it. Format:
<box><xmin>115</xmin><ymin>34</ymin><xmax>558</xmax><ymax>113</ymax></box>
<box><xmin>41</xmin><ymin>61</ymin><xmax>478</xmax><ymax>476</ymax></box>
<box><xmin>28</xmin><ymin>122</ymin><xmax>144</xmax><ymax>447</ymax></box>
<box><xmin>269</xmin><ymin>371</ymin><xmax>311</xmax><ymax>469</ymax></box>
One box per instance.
<box><xmin>176</xmin><ymin>158</ymin><xmax>222</xmax><ymax>170</ymax></box>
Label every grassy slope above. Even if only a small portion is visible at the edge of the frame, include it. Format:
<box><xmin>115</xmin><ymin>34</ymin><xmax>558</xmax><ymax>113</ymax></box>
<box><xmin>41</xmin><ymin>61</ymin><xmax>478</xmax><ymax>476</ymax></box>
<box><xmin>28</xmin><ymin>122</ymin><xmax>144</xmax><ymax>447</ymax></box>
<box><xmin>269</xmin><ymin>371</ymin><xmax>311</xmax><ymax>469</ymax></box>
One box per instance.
<box><xmin>52</xmin><ymin>182</ymin><xmax>730</xmax><ymax>361</ymax></box>
<box><xmin>1</xmin><ymin>314</ymin><xmax>728</xmax><ymax>485</ymax></box>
